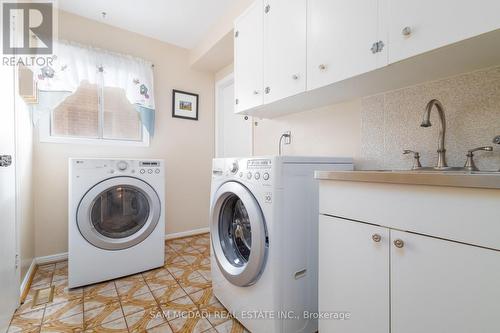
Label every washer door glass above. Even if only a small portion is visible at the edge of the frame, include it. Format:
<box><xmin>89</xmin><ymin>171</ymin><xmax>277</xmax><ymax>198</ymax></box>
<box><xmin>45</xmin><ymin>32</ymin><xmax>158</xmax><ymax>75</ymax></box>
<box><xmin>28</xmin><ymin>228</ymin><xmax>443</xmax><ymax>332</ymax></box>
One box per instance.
<box><xmin>219</xmin><ymin>195</ymin><xmax>252</xmax><ymax>266</ymax></box>
<box><xmin>77</xmin><ymin>177</ymin><xmax>161</xmax><ymax>250</ymax></box>
<box><xmin>90</xmin><ymin>185</ymin><xmax>150</xmax><ymax>239</ymax></box>
<box><xmin>211</xmin><ymin>182</ymin><xmax>268</xmax><ymax>287</ymax></box>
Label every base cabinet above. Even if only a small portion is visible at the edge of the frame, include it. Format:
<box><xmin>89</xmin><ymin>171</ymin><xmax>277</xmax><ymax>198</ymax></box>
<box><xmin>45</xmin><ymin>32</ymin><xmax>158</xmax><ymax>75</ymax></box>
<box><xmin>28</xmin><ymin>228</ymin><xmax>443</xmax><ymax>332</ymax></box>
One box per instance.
<box><xmin>391</xmin><ymin>230</ymin><xmax>500</xmax><ymax>333</ymax></box>
<box><xmin>319</xmin><ymin>215</ymin><xmax>389</xmax><ymax>333</ymax></box>
<box><xmin>319</xmin><ymin>215</ymin><xmax>500</xmax><ymax>333</ymax></box>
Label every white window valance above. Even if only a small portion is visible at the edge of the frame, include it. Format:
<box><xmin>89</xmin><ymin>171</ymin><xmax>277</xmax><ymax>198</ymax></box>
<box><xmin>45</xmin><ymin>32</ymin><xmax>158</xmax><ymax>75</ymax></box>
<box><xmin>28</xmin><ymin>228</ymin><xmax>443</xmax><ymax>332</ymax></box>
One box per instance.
<box><xmin>31</xmin><ymin>41</ymin><xmax>156</xmax><ymax>135</ymax></box>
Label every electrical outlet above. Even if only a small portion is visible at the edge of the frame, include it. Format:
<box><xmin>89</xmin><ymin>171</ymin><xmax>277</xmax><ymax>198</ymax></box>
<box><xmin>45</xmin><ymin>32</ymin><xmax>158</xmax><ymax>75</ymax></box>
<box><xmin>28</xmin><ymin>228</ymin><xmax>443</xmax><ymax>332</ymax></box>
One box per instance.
<box><xmin>284</xmin><ymin>131</ymin><xmax>291</xmax><ymax>145</ymax></box>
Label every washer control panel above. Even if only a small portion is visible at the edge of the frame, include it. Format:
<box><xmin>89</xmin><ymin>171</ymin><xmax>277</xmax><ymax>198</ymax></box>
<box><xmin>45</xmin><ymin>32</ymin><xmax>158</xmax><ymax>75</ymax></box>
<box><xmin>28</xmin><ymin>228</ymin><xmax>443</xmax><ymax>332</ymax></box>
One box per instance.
<box><xmin>138</xmin><ymin>161</ymin><xmax>161</xmax><ymax>175</ymax></box>
<box><xmin>233</xmin><ymin>158</ymin><xmax>272</xmax><ymax>184</ymax></box>
<box><xmin>212</xmin><ymin>158</ymin><xmax>272</xmax><ymax>184</ymax></box>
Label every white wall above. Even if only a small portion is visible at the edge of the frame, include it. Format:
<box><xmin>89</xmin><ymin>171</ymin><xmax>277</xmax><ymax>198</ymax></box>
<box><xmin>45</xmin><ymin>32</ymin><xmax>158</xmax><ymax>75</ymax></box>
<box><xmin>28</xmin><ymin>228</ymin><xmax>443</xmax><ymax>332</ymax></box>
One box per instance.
<box><xmin>33</xmin><ymin>11</ymin><xmax>215</xmax><ymax>257</ymax></box>
<box><xmin>253</xmin><ymin>100</ymin><xmax>362</xmax><ymax>158</ymax></box>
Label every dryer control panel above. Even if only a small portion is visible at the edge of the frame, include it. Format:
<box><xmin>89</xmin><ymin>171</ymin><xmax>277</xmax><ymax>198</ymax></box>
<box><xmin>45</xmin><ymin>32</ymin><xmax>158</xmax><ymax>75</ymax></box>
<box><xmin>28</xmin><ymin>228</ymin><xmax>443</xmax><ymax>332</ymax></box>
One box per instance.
<box><xmin>71</xmin><ymin>159</ymin><xmax>163</xmax><ymax>177</ymax></box>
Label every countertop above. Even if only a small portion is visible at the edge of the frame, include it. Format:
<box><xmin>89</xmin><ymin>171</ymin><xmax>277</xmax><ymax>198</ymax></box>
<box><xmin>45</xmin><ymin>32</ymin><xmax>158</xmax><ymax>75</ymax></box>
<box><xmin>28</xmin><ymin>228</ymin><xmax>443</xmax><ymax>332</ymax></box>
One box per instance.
<box><xmin>314</xmin><ymin>170</ymin><xmax>500</xmax><ymax>189</ymax></box>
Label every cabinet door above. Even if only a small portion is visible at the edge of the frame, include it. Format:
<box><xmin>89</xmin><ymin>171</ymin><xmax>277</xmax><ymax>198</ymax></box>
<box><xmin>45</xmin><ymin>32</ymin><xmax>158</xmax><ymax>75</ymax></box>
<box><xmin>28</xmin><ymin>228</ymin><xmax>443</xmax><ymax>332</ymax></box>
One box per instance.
<box><xmin>234</xmin><ymin>0</ymin><xmax>264</xmax><ymax>113</ymax></box>
<box><xmin>319</xmin><ymin>215</ymin><xmax>390</xmax><ymax>333</ymax></box>
<box><xmin>388</xmin><ymin>0</ymin><xmax>500</xmax><ymax>63</ymax></box>
<box><xmin>263</xmin><ymin>0</ymin><xmax>307</xmax><ymax>104</ymax></box>
<box><xmin>391</xmin><ymin>230</ymin><xmax>500</xmax><ymax>333</ymax></box>
<box><xmin>307</xmin><ymin>0</ymin><xmax>388</xmax><ymax>91</ymax></box>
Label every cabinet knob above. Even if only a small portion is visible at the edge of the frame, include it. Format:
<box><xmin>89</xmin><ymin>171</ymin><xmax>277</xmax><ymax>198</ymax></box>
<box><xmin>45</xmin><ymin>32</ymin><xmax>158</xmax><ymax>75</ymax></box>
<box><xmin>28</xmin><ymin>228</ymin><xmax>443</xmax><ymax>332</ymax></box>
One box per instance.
<box><xmin>265</xmin><ymin>87</ymin><xmax>271</xmax><ymax>94</ymax></box>
<box><xmin>394</xmin><ymin>239</ymin><xmax>405</xmax><ymax>248</ymax></box>
<box><xmin>402</xmin><ymin>26</ymin><xmax>412</xmax><ymax>36</ymax></box>
<box><xmin>318</xmin><ymin>64</ymin><xmax>327</xmax><ymax>71</ymax></box>
<box><xmin>292</xmin><ymin>74</ymin><xmax>299</xmax><ymax>80</ymax></box>
<box><xmin>371</xmin><ymin>41</ymin><xmax>385</xmax><ymax>54</ymax></box>
<box><xmin>372</xmin><ymin>234</ymin><xmax>382</xmax><ymax>243</ymax></box>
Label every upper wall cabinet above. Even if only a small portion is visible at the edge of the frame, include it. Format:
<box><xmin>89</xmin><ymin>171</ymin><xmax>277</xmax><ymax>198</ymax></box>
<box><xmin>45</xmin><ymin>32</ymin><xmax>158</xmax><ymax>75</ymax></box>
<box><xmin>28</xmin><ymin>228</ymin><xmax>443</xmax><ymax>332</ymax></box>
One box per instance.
<box><xmin>307</xmin><ymin>0</ymin><xmax>388</xmax><ymax>91</ymax></box>
<box><xmin>234</xmin><ymin>0</ymin><xmax>500</xmax><ymax>117</ymax></box>
<box><xmin>388</xmin><ymin>0</ymin><xmax>500</xmax><ymax>63</ymax></box>
<box><xmin>234</xmin><ymin>0</ymin><xmax>264</xmax><ymax>113</ymax></box>
<box><xmin>263</xmin><ymin>0</ymin><xmax>307</xmax><ymax>104</ymax></box>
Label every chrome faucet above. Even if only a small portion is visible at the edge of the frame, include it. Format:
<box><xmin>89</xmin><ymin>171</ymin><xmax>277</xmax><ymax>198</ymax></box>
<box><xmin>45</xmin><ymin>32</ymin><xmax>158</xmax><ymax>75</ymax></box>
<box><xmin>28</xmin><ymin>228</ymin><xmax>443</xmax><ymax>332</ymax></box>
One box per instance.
<box><xmin>421</xmin><ymin>99</ymin><xmax>448</xmax><ymax>169</ymax></box>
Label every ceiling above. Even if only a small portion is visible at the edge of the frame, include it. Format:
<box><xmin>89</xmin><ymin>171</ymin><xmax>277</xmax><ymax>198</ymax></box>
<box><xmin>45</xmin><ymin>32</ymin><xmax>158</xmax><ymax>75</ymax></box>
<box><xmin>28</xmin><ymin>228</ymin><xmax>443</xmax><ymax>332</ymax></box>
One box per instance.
<box><xmin>58</xmin><ymin>0</ymin><xmax>233</xmax><ymax>49</ymax></box>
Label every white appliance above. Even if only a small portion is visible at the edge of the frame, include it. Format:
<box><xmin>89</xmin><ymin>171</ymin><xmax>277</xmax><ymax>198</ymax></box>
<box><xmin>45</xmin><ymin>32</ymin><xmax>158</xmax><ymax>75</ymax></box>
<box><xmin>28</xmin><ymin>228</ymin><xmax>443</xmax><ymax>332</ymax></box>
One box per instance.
<box><xmin>210</xmin><ymin>156</ymin><xmax>353</xmax><ymax>333</ymax></box>
<box><xmin>69</xmin><ymin>158</ymin><xmax>165</xmax><ymax>288</ymax></box>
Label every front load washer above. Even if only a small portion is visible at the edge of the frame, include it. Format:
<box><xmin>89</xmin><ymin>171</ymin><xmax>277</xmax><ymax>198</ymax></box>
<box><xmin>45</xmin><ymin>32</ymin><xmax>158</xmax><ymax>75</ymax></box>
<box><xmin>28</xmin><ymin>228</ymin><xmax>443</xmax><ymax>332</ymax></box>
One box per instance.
<box><xmin>69</xmin><ymin>158</ymin><xmax>165</xmax><ymax>288</ymax></box>
<box><xmin>210</xmin><ymin>156</ymin><xmax>353</xmax><ymax>333</ymax></box>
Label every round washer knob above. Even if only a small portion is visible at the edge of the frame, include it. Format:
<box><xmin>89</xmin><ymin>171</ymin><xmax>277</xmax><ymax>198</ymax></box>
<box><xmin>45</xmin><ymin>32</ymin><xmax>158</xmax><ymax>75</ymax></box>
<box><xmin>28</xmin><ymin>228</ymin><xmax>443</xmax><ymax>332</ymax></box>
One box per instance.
<box><xmin>247</xmin><ymin>172</ymin><xmax>252</xmax><ymax>180</ymax></box>
<box><xmin>254</xmin><ymin>172</ymin><xmax>260</xmax><ymax>180</ymax></box>
<box><xmin>155</xmin><ymin>168</ymin><xmax>160</xmax><ymax>174</ymax></box>
<box><xmin>140</xmin><ymin>169</ymin><xmax>145</xmax><ymax>174</ymax></box>
<box><xmin>263</xmin><ymin>173</ymin><xmax>270</xmax><ymax>181</ymax></box>
<box><xmin>229</xmin><ymin>161</ymin><xmax>239</xmax><ymax>174</ymax></box>
<box><xmin>148</xmin><ymin>169</ymin><xmax>153</xmax><ymax>174</ymax></box>
<box><xmin>117</xmin><ymin>161</ymin><xmax>128</xmax><ymax>171</ymax></box>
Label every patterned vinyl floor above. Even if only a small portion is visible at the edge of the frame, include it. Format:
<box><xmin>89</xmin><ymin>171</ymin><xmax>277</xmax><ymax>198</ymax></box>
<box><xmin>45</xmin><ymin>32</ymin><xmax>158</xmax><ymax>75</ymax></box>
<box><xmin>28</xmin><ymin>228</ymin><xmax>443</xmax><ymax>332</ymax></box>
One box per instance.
<box><xmin>7</xmin><ymin>233</ymin><xmax>250</xmax><ymax>333</ymax></box>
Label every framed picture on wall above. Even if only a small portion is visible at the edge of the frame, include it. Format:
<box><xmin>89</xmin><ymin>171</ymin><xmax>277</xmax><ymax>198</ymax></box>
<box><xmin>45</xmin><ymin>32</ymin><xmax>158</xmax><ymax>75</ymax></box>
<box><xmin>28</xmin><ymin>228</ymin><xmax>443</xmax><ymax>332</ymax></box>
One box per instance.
<box><xmin>172</xmin><ymin>89</ymin><xmax>199</xmax><ymax>120</ymax></box>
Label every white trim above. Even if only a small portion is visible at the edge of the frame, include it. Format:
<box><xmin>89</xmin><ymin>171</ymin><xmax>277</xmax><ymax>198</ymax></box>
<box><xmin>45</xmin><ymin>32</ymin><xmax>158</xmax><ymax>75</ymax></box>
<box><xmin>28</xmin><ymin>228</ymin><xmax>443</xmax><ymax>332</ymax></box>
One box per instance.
<box><xmin>214</xmin><ymin>72</ymin><xmax>254</xmax><ymax>158</ymax></box>
<box><xmin>215</xmin><ymin>72</ymin><xmax>234</xmax><ymax>158</ymax></box>
<box><xmin>35</xmin><ymin>252</ymin><xmax>68</xmax><ymax>265</ymax></box>
<box><xmin>165</xmin><ymin>227</ymin><xmax>210</xmax><ymax>240</ymax></box>
<box><xmin>20</xmin><ymin>260</ymin><xmax>36</xmax><ymax>295</ymax></box>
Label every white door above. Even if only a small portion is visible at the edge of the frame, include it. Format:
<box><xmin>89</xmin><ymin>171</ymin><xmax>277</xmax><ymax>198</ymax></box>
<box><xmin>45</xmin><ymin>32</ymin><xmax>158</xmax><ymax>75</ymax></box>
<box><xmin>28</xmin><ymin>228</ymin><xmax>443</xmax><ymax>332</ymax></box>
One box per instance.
<box><xmin>234</xmin><ymin>0</ymin><xmax>264</xmax><ymax>113</ymax></box>
<box><xmin>263</xmin><ymin>0</ymin><xmax>307</xmax><ymax>104</ymax></box>
<box><xmin>76</xmin><ymin>177</ymin><xmax>161</xmax><ymax>250</ymax></box>
<box><xmin>0</xmin><ymin>64</ymin><xmax>19</xmax><ymax>331</ymax></box>
<box><xmin>307</xmin><ymin>0</ymin><xmax>388</xmax><ymax>91</ymax></box>
<box><xmin>388</xmin><ymin>0</ymin><xmax>500</xmax><ymax>63</ymax></box>
<box><xmin>319</xmin><ymin>215</ymin><xmax>390</xmax><ymax>333</ymax></box>
<box><xmin>216</xmin><ymin>75</ymin><xmax>252</xmax><ymax>157</ymax></box>
<box><xmin>391</xmin><ymin>230</ymin><xmax>500</xmax><ymax>333</ymax></box>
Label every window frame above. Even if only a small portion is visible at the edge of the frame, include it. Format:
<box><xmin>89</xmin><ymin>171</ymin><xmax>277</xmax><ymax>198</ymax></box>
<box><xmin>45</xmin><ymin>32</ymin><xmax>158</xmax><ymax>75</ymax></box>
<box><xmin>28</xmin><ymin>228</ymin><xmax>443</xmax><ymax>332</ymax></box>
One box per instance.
<box><xmin>38</xmin><ymin>83</ymin><xmax>150</xmax><ymax>147</ymax></box>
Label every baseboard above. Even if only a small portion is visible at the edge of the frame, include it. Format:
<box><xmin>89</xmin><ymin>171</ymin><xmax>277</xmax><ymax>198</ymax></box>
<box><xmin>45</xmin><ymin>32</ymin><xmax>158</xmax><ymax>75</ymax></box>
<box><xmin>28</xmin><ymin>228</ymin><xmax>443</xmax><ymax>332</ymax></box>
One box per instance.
<box><xmin>165</xmin><ymin>227</ymin><xmax>209</xmax><ymax>240</ymax></box>
<box><xmin>20</xmin><ymin>260</ymin><xmax>36</xmax><ymax>302</ymax></box>
<box><xmin>35</xmin><ymin>252</ymin><xmax>68</xmax><ymax>265</ymax></box>
<box><xmin>30</xmin><ymin>229</ymin><xmax>209</xmax><ymax>268</ymax></box>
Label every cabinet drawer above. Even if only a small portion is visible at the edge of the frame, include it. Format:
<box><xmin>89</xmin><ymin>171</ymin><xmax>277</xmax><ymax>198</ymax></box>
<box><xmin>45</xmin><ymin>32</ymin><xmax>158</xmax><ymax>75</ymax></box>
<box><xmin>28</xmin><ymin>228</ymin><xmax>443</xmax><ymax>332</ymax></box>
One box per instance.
<box><xmin>319</xmin><ymin>180</ymin><xmax>500</xmax><ymax>251</ymax></box>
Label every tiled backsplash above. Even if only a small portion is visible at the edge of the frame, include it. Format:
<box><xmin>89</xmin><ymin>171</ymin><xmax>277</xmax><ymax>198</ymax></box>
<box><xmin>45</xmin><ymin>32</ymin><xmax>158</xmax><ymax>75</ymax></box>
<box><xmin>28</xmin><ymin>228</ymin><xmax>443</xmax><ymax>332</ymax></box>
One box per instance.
<box><xmin>358</xmin><ymin>66</ymin><xmax>500</xmax><ymax>171</ymax></box>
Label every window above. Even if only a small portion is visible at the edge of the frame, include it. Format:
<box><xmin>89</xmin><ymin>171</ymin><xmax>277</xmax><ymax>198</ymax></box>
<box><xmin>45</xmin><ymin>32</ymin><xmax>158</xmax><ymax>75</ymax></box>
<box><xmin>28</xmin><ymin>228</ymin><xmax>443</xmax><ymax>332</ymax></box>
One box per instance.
<box><xmin>40</xmin><ymin>81</ymin><xmax>148</xmax><ymax>146</ymax></box>
<box><xmin>34</xmin><ymin>41</ymin><xmax>155</xmax><ymax>145</ymax></box>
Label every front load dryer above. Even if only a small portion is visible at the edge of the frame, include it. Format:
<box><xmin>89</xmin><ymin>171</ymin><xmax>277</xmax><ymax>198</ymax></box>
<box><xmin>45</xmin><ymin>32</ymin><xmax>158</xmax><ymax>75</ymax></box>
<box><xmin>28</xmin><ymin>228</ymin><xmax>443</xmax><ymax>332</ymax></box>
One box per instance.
<box><xmin>209</xmin><ymin>156</ymin><xmax>353</xmax><ymax>333</ymax></box>
<box><xmin>68</xmin><ymin>158</ymin><xmax>165</xmax><ymax>288</ymax></box>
